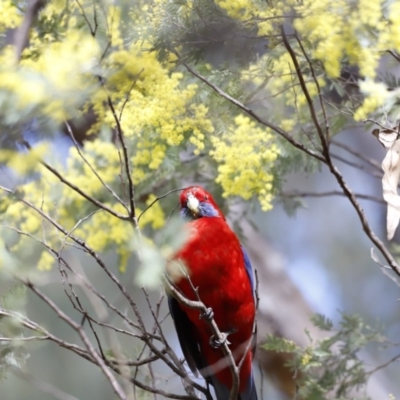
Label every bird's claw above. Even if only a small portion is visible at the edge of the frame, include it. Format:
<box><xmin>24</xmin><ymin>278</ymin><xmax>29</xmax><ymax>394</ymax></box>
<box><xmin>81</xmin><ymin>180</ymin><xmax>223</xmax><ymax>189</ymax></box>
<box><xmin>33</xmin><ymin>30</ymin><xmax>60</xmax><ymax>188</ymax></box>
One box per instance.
<box><xmin>200</xmin><ymin>307</ymin><xmax>214</xmax><ymax>321</ymax></box>
<box><xmin>209</xmin><ymin>333</ymin><xmax>231</xmax><ymax>349</ymax></box>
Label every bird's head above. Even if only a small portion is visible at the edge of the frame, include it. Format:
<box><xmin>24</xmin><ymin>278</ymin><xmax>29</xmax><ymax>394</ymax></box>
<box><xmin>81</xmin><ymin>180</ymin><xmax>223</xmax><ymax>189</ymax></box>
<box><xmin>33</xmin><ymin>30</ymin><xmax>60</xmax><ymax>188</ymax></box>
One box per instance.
<box><xmin>180</xmin><ymin>186</ymin><xmax>224</xmax><ymax>220</ymax></box>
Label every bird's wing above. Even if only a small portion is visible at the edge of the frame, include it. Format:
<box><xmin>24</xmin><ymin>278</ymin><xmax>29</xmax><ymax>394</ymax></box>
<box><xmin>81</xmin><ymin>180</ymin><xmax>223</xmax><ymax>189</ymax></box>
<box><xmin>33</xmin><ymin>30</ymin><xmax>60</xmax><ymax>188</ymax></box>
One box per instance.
<box><xmin>241</xmin><ymin>245</ymin><xmax>256</xmax><ymax>297</ymax></box>
<box><xmin>241</xmin><ymin>245</ymin><xmax>258</xmax><ymax>356</ymax></box>
<box><xmin>167</xmin><ymin>296</ymin><xmax>205</xmax><ymax>376</ymax></box>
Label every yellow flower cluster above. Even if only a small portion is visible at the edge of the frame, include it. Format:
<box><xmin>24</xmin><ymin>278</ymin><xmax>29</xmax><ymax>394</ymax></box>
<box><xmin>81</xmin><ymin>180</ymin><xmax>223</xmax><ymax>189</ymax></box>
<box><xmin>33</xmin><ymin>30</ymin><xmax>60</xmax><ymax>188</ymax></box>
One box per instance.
<box><xmin>217</xmin><ymin>0</ymin><xmax>389</xmax><ymax>86</ymax></box>
<box><xmin>1</xmin><ymin>139</ymin><xmax>169</xmax><ymax>272</ymax></box>
<box><xmin>0</xmin><ymin>144</ymin><xmax>48</xmax><ymax>176</ymax></box>
<box><xmin>211</xmin><ymin>115</ymin><xmax>279</xmax><ymax>211</ymax></box>
<box><xmin>301</xmin><ymin>351</ymin><xmax>312</xmax><ymax>366</ymax></box>
<box><xmin>0</xmin><ymin>31</ymin><xmax>99</xmax><ymax>121</ymax></box>
<box><xmin>0</xmin><ymin>0</ymin><xmax>22</xmax><ymax>29</ymax></box>
<box><xmin>294</xmin><ymin>0</ymin><xmax>386</xmax><ymax>79</ymax></box>
<box><xmin>138</xmin><ymin>195</ymin><xmax>165</xmax><ymax>230</ymax></box>
<box><xmin>353</xmin><ymin>80</ymin><xmax>389</xmax><ymax>121</ymax></box>
<box><xmin>94</xmin><ymin>41</ymin><xmax>214</xmax><ymax>180</ymax></box>
<box><xmin>215</xmin><ymin>0</ymin><xmax>292</xmax><ymax>37</ymax></box>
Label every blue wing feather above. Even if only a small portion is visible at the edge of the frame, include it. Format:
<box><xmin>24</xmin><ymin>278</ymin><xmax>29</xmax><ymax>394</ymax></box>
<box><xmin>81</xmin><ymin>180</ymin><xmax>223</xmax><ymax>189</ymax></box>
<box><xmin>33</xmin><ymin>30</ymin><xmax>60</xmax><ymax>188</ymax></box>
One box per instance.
<box><xmin>241</xmin><ymin>245</ymin><xmax>255</xmax><ymax>295</ymax></box>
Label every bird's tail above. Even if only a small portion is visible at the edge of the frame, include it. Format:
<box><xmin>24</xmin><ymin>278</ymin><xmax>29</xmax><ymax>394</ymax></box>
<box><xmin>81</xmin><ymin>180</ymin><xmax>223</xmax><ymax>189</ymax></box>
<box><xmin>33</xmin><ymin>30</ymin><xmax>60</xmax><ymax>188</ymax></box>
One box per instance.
<box><xmin>239</xmin><ymin>372</ymin><xmax>258</xmax><ymax>400</ymax></box>
<box><xmin>210</xmin><ymin>371</ymin><xmax>258</xmax><ymax>400</ymax></box>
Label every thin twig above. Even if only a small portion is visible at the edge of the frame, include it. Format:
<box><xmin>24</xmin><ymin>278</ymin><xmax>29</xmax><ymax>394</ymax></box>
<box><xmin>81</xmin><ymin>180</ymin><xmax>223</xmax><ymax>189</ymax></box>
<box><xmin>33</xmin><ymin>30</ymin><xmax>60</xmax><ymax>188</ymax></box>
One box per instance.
<box><xmin>280</xmin><ymin>190</ymin><xmax>385</xmax><ymax>204</ymax></box>
<box><xmin>19</xmin><ymin>141</ymin><xmax>129</xmax><ymax>220</ymax></box>
<box><xmin>332</xmin><ymin>140</ymin><xmax>382</xmax><ymax>171</ymax></box>
<box><xmin>99</xmin><ymin>79</ymin><xmax>136</xmax><ymax>222</ymax></box>
<box><xmin>366</xmin><ymin>352</ymin><xmax>400</xmax><ymax>375</ymax></box>
<box><xmin>173</xmin><ymin>50</ymin><xmax>325</xmax><ymax>163</ymax></box>
<box><xmin>282</xmin><ymin>27</ymin><xmax>329</xmax><ymax>158</ymax></box>
<box><xmin>137</xmin><ymin>187</ymin><xmax>187</xmax><ymax>222</ymax></box>
<box><xmin>118</xmin><ymin>68</ymin><xmax>144</xmax><ymax>122</ymax></box>
<box><xmin>12</xmin><ymin>368</ymin><xmax>79</xmax><ymax>400</ymax></box>
<box><xmin>21</xmin><ymin>280</ymin><xmax>128</xmax><ymax>400</ymax></box>
<box><xmin>0</xmin><ymin>309</ymin><xmax>92</xmax><ymax>361</ymax></box>
<box><xmin>331</xmin><ymin>153</ymin><xmax>381</xmax><ymax>178</ymax></box>
<box><xmin>65</xmin><ymin>121</ymin><xmax>129</xmax><ymax>211</ymax></box>
<box><xmin>295</xmin><ymin>32</ymin><xmax>330</xmax><ymax>142</ymax></box>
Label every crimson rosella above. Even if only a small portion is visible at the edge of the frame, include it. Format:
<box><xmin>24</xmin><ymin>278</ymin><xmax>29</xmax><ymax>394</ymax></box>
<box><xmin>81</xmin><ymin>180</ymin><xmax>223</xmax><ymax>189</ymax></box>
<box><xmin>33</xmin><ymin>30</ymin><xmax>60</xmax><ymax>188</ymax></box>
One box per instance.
<box><xmin>168</xmin><ymin>186</ymin><xmax>257</xmax><ymax>400</ymax></box>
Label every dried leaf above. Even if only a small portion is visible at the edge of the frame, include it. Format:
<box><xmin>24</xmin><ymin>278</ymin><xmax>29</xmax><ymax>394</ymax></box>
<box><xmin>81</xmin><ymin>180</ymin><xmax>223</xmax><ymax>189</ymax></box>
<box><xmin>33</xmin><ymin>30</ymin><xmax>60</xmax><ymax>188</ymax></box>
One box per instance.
<box><xmin>374</xmin><ymin>127</ymin><xmax>400</xmax><ymax>239</ymax></box>
<box><xmin>372</xmin><ymin>128</ymin><xmax>399</xmax><ymax>149</ymax></box>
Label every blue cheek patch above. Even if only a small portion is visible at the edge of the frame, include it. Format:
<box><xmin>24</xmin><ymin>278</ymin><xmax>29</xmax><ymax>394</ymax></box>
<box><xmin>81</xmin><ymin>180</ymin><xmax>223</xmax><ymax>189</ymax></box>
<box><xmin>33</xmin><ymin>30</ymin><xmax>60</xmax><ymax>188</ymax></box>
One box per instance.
<box><xmin>180</xmin><ymin>202</ymin><xmax>219</xmax><ymax>220</ymax></box>
<box><xmin>199</xmin><ymin>202</ymin><xmax>219</xmax><ymax>217</ymax></box>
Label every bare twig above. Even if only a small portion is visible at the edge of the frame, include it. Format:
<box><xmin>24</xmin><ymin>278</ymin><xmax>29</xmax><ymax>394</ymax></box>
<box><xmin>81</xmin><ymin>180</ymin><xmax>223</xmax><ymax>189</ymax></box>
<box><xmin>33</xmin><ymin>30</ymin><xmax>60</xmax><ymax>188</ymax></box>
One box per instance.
<box><xmin>21</xmin><ymin>280</ymin><xmax>128</xmax><ymax>400</ymax></box>
<box><xmin>99</xmin><ymin>79</ymin><xmax>136</xmax><ymax>223</ymax></box>
<box><xmin>366</xmin><ymin>352</ymin><xmax>400</xmax><ymax>375</ymax></box>
<box><xmin>332</xmin><ymin>140</ymin><xmax>381</xmax><ymax>171</ymax></box>
<box><xmin>64</xmin><ymin>121</ymin><xmax>129</xmax><ymax>212</ymax></box>
<box><xmin>118</xmin><ymin>68</ymin><xmax>144</xmax><ymax>122</ymax></box>
<box><xmin>12</xmin><ymin>368</ymin><xmax>79</xmax><ymax>400</ymax></box>
<box><xmin>19</xmin><ymin>141</ymin><xmax>130</xmax><ymax>220</ymax></box>
<box><xmin>281</xmin><ymin>27</ymin><xmax>328</xmax><ymax>157</ymax></box>
<box><xmin>295</xmin><ymin>32</ymin><xmax>330</xmax><ymax>142</ymax></box>
<box><xmin>0</xmin><ymin>309</ymin><xmax>92</xmax><ymax>362</ymax></box>
<box><xmin>387</xmin><ymin>50</ymin><xmax>400</xmax><ymax>63</ymax></box>
<box><xmin>331</xmin><ymin>153</ymin><xmax>381</xmax><ymax>178</ymax></box>
<box><xmin>75</xmin><ymin>0</ymin><xmax>95</xmax><ymax>36</ymax></box>
<box><xmin>137</xmin><ymin>187</ymin><xmax>187</xmax><ymax>222</ymax></box>
<box><xmin>281</xmin><ymin>190</ymin><xmax>385</xmax><ymax>204</ymax></box>
<box><xmin>173</xmin><ymin>50</ymin><xmax>325</xmax><ymax>163</ymax></box>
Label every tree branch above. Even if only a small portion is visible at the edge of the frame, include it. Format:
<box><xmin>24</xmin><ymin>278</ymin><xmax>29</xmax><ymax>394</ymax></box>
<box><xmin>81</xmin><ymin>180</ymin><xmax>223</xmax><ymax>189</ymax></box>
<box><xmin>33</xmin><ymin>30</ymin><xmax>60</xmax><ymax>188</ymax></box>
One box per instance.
<box><xmin>281</xmin><ymin>190</ymin><xmax>385</xmax><ymax>204</ymax></box>
<box><xmin>173</xmin><ymin>51</ymin><xmax>325</xmax><ymax>163</ymax></box>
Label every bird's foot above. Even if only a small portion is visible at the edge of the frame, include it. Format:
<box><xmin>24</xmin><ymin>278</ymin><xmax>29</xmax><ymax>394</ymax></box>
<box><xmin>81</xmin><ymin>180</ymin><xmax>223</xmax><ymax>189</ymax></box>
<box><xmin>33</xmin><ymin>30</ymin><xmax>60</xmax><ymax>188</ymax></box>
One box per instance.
<box><xmin>209</xmin><ymin>332</ymin><xmax>231</xmax><ymax>349</ymax></box>
<box><xmin>200</xmin><ymin>307</ymin><xmax>214</xmax><ymax>321</ymax></box>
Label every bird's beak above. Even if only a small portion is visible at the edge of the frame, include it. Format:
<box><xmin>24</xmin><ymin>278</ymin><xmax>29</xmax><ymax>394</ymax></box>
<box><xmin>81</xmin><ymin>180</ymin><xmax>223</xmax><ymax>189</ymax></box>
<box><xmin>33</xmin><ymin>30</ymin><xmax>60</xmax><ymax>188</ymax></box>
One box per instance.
<box><xmin>186</xmin><ymin>193</ymin><xmax>200</xmax><ymax>216</ymax></box>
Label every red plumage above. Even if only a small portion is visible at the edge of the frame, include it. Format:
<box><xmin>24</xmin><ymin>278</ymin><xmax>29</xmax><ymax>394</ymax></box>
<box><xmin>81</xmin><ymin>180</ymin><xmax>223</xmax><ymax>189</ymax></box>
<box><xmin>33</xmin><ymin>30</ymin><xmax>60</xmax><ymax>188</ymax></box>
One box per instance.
<box><xmin>169</xmin><ymin>186</ymin><xmax>257</xmax><ymax>399</ymax></box>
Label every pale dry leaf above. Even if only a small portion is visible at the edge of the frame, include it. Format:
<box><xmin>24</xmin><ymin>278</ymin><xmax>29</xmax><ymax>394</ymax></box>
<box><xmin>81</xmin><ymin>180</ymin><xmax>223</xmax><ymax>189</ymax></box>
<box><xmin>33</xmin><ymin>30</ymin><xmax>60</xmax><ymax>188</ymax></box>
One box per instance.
<box><xmin>372</xmin><ymin>128</ymin><xmax>399</xmax><ymax>149</ymax></box>
<box><xmin>374</xmin><ymin>127</ymin><xmax>400</xmax><ymax>240</ymax></box>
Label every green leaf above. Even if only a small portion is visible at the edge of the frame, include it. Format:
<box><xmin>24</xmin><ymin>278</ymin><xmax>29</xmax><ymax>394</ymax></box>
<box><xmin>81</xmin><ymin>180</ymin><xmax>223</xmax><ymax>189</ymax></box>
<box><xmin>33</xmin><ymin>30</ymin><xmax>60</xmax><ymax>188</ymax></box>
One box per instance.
<box><xmin>262</xmin><ymin>335</ymin><xmax>298</xmax><ymax>353</ymax></box>
<box><xmin>311</xmin><ymin>313</ymin><xmax>334</xmax><ymax>331</ymax></box>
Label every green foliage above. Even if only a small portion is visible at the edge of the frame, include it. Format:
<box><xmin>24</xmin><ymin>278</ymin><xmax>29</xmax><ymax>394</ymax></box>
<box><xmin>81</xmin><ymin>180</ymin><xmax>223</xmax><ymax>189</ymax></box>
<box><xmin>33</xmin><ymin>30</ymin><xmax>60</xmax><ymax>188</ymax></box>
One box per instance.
<box><xmin>263</xmin><ymin>313</ymin><xmax>388</xmax><ymax>399</ymax></box>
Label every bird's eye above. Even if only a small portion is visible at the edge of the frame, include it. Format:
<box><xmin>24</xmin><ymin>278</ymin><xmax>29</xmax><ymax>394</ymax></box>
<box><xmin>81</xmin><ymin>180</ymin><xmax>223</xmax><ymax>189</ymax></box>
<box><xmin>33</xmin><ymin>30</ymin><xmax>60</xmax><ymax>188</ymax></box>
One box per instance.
<box><xmin>204</xmin><ymin>195</ymin><xmax>208</xmax><ymax>200</ymax></box>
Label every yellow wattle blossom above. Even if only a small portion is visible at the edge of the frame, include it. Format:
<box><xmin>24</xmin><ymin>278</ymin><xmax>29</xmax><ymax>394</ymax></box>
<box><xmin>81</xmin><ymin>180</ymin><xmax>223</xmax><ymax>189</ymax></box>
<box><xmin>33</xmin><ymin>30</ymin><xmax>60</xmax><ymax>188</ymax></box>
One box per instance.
<box><xmin>388</xmin><ymin>2</ymin><xmax>400</xmax><ymax>51</ymax></box>
<box><xmin>138</xmin><ymin>195</ymin><xmax>166</xmax><ymax>230</ymax></box>
<box><xmin>0</xmin><ymin>143</ymin><xmax>48</xmax><ymax>176</ymax></box>
<box><xmin>294</xmin><ymin>0</ymin><xmax>385</xmax><ymax>79</ymax></box>
<box><xmin>354</xmin><ymin>80</ymin><xmax>389</xmax><ymax>121</ymax></box>
<box><xmin>37</xmin><ymin>251</ymin><xmax>55</xmax><ymax>272</ymax></box>
<box><xmin>217</xmin><ymin>0</ymin><xmax>388</xmax><ymax>81</ymax></box>
<box><xmin>211</xmin><ymin>115</ymin><xmax>279</xmax><ymax>211</ymax></box>
<box><xmin>301</xmin><ymin>351</ymin><xmax>312</xmax><ymax>366</ymax></box>
<box><xmin>0</xmin><ymin>28</ymin><xmax>99</xmax><ymax>121</ymax></box>
<box><xmin>0</xmin><ymin>0</ymin><xmax>22</xmax><ymax>29</ymax></box>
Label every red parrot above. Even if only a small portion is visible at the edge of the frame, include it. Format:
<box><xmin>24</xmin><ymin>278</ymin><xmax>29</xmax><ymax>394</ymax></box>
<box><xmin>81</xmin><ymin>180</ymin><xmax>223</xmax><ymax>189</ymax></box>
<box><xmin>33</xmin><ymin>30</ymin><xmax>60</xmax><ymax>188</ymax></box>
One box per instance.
<box><xmin>168</xmin><ymin>186</ymin><xmax>257</xmax><ymax>400</ymax></box>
